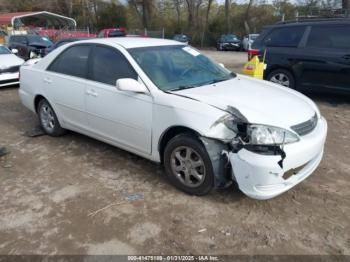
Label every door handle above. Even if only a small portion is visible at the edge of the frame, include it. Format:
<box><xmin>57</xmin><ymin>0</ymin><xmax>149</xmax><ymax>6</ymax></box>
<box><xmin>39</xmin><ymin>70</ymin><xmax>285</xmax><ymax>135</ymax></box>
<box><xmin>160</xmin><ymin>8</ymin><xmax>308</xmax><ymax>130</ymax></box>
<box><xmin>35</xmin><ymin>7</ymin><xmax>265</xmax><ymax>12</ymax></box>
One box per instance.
<box><xmin>43</xmin><ymin>77</ymin><xmax>52</xmax><ymax>84</ymax></box>
<box><xmin>343</xmin><ymin>55</ymin><xmax>350</xmax><ymax>60</ymax></box>
<box><xmin>86</xmin><ymin>89</ymin><xmax>98</xmax><ymax>97</ymax></box>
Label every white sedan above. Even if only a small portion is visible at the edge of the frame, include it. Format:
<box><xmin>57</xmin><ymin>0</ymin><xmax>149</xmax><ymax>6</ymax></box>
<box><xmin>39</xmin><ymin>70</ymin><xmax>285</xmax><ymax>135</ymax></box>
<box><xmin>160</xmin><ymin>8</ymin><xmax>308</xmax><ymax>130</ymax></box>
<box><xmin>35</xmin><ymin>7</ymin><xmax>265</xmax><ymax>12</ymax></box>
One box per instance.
<box><xmin>0</xmin><ymin>45</ymin><xmax>24</xmax><ymax>87</ymax></box>
<box><xmin>19</xmin><ymin>38</ymin><xmax>327</xmax><ymax>200</ymax></box>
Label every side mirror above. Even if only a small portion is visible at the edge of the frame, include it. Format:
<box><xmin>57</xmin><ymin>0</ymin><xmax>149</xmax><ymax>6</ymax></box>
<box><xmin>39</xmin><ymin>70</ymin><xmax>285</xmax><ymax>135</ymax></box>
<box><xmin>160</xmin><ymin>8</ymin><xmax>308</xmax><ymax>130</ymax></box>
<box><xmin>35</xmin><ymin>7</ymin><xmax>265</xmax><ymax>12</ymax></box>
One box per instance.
<box><xmin>11</xmin><ymin>48</ymin><xmax>18</xmax><ymax>54</ymax></box>
<box><xmin>218</xmin><ymin>63</ymin><xmax>225</xmax><ymax>68</ymax></box>
<box><xmin>116</xmin><ymin>78</ymin><xmax>148</xmax><ymax>94</ymax></box>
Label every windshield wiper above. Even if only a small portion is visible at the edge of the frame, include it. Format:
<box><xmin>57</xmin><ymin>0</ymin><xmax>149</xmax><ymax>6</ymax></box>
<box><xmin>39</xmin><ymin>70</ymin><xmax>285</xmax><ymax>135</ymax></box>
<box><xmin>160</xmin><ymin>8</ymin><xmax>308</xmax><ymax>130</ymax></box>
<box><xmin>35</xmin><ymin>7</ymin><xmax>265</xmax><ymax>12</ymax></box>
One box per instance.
<box><xmin>170</xmin><ymin>85</ymin><xmax>197</xmax><ymax>91</ymax></box>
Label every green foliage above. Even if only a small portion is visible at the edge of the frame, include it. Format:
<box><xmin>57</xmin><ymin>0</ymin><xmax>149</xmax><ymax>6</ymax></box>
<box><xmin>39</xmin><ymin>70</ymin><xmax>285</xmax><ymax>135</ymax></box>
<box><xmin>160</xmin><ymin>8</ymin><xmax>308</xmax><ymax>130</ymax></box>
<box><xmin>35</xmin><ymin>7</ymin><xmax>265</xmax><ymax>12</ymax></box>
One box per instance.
<box><xmin>0</xmin><ymin>0</ymin><xmax>343</xmax><ymax>46</ymax></box>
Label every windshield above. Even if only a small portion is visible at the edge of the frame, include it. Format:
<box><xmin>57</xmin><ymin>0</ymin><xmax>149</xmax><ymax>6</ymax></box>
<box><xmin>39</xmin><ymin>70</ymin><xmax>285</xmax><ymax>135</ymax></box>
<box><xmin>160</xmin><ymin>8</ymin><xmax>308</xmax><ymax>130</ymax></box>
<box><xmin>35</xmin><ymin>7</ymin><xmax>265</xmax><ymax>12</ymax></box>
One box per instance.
<box><xmin>27</xmin><ymin>36</ymin><xmax>53</xmax><ymax>46</ymax></box>
<box><xmin>0</xmin><ymin>45</ymin><xmax>11</xmax><ymax>55</ymax></box>
<box><xmin>129</xmin><ymin>45</ymin><xmax>235</xmax><ymax>91</ymax></box>
<box><xmin>250</xmin><ymin>34</ymin><xmax>259</xmax><ymax>41</ymax></box>
<box><xmin>223</xmin><ymin>35</ymin><xmax>238</xmax><ymax>41</ymax></box>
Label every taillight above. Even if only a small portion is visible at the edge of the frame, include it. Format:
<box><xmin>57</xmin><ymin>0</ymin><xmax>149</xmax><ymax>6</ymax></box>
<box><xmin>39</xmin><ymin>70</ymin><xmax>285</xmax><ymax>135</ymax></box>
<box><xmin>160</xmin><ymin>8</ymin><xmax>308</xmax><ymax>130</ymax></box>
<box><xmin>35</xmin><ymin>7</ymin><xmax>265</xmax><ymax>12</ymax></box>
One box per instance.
<box><xmin>248</xmin><ymin>49</ymin><xmax>260</xmax><ymax>60</ymax></box>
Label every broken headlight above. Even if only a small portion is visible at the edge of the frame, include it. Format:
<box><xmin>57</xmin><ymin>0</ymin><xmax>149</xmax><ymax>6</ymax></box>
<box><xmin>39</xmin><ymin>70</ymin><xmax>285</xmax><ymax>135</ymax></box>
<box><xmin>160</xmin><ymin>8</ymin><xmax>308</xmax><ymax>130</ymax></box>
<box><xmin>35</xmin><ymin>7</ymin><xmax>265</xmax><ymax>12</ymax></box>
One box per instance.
<box><xmin>247</xmin><ymin>124</ymin><xmax>299</xmax><ymax>145</ymax></box>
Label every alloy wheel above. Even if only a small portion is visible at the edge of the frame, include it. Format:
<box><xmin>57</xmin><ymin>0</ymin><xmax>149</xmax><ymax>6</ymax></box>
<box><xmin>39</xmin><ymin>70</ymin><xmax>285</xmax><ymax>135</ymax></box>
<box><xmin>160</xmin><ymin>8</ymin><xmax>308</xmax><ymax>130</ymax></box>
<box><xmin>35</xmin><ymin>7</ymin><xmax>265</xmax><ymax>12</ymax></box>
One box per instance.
<box><xmin>270</xmin><ymin>73</ymin><xmax>290</xmax><ymax>87</ymax></box>
<box><xmin>40</xmin><ymin>103</ymin><xmax>56</xmax><ymax>133</ymax></box>
<box><xmin>170</xmin><ymin>146</ymin><xmax>206</xmax><ymax>188</ymax></box>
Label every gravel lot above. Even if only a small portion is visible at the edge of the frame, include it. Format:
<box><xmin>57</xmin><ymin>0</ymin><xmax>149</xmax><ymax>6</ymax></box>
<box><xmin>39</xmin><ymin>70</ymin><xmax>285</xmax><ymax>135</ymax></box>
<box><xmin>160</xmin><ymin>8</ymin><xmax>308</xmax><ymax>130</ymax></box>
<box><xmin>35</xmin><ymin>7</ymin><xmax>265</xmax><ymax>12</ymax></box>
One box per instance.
<box><xmin>0</xmin><ymin>50</ymin><xmax>349</xmax><ymax>256</ymax></box>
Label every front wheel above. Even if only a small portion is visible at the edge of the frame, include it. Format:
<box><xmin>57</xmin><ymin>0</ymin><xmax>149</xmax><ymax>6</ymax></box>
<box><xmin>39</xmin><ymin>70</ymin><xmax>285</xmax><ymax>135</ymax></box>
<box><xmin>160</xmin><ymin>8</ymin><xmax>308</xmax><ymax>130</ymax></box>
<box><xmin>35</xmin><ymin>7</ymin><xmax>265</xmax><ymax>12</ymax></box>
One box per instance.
<box><xmin>37</xmin><ymin>99</ymin><xmax>67</xmax><ymax>137</ymax></box>
<box><xmin>164</xmin><ymin>134</ymin><xmax>214</xmax><ymax>196</ymax></box>
<box><xmin>267</xmin><ymin>69</ymin><xmax>295</xmax><ymax>89</ymax></box>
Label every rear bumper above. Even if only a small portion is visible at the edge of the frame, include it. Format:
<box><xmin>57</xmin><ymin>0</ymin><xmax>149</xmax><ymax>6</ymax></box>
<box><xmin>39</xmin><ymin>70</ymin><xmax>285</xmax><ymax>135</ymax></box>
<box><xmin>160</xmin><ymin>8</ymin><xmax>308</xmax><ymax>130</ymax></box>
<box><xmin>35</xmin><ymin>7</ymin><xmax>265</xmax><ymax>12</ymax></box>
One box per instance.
<box><xmin>0</xmin><ymin>72</ymin><xmax>19</xmax><ymax>87</ymax></box>
<box><xmin>228</xmin><ymin>117</ymin><xmax>327</xmax><ymax>200</ymax></box>
<box><xmin>18</xmin><ymin>87</ymin><xmax>35</xmax><ymax>112</ymax></box>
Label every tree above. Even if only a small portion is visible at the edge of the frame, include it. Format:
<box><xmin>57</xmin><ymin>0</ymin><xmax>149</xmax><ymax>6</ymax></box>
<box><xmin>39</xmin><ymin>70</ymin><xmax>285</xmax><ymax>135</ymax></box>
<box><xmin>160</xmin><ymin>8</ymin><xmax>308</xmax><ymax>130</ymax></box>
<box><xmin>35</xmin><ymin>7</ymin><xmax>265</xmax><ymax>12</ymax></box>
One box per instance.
<box><xmin>224</xmin><ymin>0</ymin><xmax>231</xmax><ymax>33</ymax></box>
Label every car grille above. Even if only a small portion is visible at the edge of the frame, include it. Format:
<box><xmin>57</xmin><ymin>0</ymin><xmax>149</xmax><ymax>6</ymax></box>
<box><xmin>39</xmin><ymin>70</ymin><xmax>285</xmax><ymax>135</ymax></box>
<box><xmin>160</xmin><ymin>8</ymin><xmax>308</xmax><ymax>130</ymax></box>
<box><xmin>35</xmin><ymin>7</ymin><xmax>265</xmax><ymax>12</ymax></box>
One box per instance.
<box><xmin>0</xmin><ymin>65</ymin><xmax>20</xmax><ymax>74</ymax></box>
<box><xmin>291</xmin><ymin>113</ymin><xmax>318</xmax><ymax>136</ymax></box>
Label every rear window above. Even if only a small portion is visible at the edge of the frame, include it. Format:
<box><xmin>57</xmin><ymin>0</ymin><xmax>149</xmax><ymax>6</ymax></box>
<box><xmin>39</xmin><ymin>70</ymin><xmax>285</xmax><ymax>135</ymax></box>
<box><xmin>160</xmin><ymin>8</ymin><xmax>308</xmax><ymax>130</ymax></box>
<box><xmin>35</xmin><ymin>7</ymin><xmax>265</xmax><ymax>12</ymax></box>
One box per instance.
<box><xmin>262</xmin><ymin>26</ymin><xmax>305</xmax><ymax>47</ymax></box>
<box><xmin>108</xmin><ymin>31</ymin><xmax>125</xmax><ymax>37</ymax></box>
<box><xmin>306</xmin><ymin>25</ymin><xmax>350</xmax><ymax>49</ymax></box>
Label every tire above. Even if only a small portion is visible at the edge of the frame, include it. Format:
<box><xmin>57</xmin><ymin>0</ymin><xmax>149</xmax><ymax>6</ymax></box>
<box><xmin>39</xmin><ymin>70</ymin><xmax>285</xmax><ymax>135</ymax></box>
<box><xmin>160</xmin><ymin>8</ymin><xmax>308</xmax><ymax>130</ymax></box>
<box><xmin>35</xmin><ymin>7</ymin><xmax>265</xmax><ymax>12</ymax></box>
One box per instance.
<box><xmin>164</xmin><ymin>134</ymin><xmax>214</xmax><ymax>196</ymax></box>
<box><xmin>267</xmin><ymin>69</ymin><xmax>296</xmax><ymax>89</ymax></box>
<box><xmin>37</xmin><ymin>99</ymin><xmax>67</xmax><ymax>137</ymax></box>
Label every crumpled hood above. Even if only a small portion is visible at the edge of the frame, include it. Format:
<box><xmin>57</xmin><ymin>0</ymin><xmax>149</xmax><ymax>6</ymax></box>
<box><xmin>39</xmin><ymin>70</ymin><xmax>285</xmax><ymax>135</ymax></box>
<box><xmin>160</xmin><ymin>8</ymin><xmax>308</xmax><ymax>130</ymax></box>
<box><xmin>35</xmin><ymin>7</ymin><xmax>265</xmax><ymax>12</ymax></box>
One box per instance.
<box><xmin>0</xmin><ymin>54</ymin><xmax>24</xmax><ymax>68</ymax></box>
<box><xmin>175</xmin><ymin>75</ymin><xmax>317</xmax><ymax>129</ymax></box>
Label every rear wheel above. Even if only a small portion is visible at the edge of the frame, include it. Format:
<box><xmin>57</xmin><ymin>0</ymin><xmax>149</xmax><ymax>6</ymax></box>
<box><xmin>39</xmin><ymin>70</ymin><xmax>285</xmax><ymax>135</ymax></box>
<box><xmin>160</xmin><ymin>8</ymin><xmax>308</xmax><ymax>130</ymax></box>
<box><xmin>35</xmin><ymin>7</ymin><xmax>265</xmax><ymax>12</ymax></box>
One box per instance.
<box><xmin>267</xmin><ymin>69</ymin><xmax>295</xmax><ymax>89</ymax></box>
<box><xmin>37</xmin><ymin>99</ymin><xmax>67</xmax><ymax>137</ymax></box>
<box><xmin>164</xmin><ymin>134</ymin><xmax>214</xmax><ymax>196</ymax></box>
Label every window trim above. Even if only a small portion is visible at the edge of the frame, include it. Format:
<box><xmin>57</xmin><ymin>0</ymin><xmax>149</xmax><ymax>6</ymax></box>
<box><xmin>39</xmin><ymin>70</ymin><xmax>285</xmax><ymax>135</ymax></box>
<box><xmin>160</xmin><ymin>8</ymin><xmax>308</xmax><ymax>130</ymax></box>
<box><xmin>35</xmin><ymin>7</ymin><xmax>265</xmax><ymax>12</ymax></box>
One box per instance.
<box><xmin>262</xmin><ymin>25</ymin><xmax>307</xmax><ymax>48</ymax></box>
<box><xmin>87</xmin><ymin>44</ymin><xmax>138</xmax><ymax>86</ymax></box>
<box><xmin>305</xmin><ymin>24</ymin><xmax>350</xmax><ymax>50</ymax></box>
<box><xmin>46</xmin><ymin>43</ymin><xmax>93</xmax><ymax>79</ymax></box>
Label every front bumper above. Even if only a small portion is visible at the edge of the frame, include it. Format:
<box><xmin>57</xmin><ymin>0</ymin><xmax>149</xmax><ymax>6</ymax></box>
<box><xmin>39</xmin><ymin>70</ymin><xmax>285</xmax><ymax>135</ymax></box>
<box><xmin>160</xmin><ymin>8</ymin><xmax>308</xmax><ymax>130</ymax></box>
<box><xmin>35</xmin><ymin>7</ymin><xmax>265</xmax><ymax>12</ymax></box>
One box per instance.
<box><xmin>222</xmin><ymin>43</ymin><xmax>240</xmax><ymax>50</ymax></box>
<box><xmin>228</xmin><ymin>117</ymin><xmax>328</xmax><ymax>200</ymax></box>
<box><xmin>0</xmin><ymin>72</ymin><xmax>19</xmax><ymax>87</ymax></box>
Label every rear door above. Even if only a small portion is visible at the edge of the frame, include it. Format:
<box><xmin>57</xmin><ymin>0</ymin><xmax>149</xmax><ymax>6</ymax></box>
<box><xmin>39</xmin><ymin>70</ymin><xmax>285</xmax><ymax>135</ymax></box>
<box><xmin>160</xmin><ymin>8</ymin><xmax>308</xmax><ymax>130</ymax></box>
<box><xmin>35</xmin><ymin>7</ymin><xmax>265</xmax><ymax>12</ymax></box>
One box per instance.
<box><xmin>46</xmin><ymin>44</ymin><xmax>92</xmax><ymax>130</ymax></box>
<box><xmin>299</xmin><ymin>24</ymin><xmax>350</xmax><ymax>92</ymax></box>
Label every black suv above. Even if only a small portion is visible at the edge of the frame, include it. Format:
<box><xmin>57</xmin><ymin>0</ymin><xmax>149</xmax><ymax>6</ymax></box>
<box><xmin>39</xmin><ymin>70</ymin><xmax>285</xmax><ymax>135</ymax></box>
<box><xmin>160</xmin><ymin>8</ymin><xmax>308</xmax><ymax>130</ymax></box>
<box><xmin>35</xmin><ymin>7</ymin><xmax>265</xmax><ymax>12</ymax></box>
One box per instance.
<box><xmin>8</xmin><ymin>35</ymin><xmax>53</xmax><ymax>60</ymax></box>
<box><xmin>251</xmin><ymin>19</ymin><xmax>350</xmax><ymax>94</ymax></box>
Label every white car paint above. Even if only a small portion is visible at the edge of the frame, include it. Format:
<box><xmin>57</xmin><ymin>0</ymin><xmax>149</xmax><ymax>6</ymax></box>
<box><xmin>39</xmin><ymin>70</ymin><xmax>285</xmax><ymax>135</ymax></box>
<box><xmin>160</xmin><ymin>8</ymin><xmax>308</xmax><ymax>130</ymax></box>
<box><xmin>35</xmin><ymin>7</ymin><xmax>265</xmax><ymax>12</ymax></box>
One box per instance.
<box><xmin>242</xmin><ymin>34</ymin><xmax>259</xmax><ymax>51</ymax></box>
<box><xmin>0</xmin><ymin>44</ymin><xmax>24</xmax><ymax>87</ymax></box>
<box><xmin>19</xmin><ymin>38</ymin><xmax>327</xmax><ymax>200</ymax></box>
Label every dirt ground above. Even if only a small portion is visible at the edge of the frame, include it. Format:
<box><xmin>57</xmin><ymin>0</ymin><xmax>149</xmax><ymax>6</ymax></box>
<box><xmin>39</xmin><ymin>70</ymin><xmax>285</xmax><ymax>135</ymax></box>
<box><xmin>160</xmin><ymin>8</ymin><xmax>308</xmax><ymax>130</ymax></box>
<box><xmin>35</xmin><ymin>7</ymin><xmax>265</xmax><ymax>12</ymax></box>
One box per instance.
<box><xmin>0</xmin><ymin>51</ymin><xmax>349</xmax><ymax>256</ymax></box>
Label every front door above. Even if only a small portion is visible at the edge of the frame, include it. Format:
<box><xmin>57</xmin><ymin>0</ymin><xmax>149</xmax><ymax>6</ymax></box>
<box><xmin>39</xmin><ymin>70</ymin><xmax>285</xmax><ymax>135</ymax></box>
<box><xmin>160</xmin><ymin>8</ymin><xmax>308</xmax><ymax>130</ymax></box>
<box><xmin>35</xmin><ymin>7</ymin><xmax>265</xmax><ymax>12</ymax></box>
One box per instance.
<box><xmin>85</xmin><ymin>45</ymin><xmax>153</xmax><ymax>154</ymax></box>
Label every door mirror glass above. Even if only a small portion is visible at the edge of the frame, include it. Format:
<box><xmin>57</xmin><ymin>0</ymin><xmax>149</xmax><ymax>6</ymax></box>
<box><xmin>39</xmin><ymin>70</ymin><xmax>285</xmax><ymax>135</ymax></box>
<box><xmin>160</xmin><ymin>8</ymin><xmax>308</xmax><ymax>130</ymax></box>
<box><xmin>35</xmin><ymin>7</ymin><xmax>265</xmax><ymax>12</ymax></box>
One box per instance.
<box><xmin>11</xmin><ymin>48</ymin><xmax>18</xmax><ymax>54</ymax></box>
<box><xmin>116</xmin><ymin>78</ymin><xmax>148</xmax><ymax>93</ymax></box>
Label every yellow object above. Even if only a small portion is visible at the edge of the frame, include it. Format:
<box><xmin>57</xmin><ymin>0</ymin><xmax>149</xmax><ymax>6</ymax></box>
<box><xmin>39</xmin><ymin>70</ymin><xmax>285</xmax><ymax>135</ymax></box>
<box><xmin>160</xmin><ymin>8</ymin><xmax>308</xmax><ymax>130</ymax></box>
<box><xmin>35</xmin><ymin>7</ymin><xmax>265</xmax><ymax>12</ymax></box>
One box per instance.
<box><xmin>242</xmin><ymin>55</ymin><xmax>266</xmax><ymax>80</ymax></box>
<box><xmin>0</xmin><ymin>36</ymin><xmax>5</xmax><ymax>44</ymax></box>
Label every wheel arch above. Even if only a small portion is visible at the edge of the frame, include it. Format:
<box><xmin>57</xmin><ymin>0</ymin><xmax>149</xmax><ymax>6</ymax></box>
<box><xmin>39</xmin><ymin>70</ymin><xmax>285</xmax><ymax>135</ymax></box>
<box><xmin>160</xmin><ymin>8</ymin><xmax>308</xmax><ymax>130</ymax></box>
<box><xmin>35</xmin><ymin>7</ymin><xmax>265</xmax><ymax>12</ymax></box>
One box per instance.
<box><xmin>34</xmin><ymin>94</ymin><xmax>47</xmax><ymax>113</ymax></box>
<box><xmin>158</xmin><ymin>125</ymin><xmax>201</xmax><ymax>163</ymax></box>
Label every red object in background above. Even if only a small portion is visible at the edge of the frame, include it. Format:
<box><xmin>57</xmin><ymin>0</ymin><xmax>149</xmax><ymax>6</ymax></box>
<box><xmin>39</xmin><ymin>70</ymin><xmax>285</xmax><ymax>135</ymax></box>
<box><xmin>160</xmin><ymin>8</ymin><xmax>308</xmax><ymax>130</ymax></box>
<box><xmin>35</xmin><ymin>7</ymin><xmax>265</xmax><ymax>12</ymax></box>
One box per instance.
<box><xmin>36</xmin><ymin>29</ymin><xmax>97</xmax><ymax>42</ymax></box>
<box><xmin>98</xmin><ymin>27</ymin><xmax>127</xmax><ymax>38</ymax></box>
<box><xmin>248</xmin><ymin>49</ymin><xmax>260</xmax><ymax>60</ymax></box>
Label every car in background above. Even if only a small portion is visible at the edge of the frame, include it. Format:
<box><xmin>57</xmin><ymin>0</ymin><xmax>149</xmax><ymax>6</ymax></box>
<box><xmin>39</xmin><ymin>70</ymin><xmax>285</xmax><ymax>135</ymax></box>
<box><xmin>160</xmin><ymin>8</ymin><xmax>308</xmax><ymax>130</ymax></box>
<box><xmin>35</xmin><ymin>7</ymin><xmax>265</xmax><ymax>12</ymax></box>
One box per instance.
<box><xmin>0</xmin><ymin>30</ymin><xmax>7</xmax><ymax>44</ymax></box>
<box><xmin>250</xmin><ymin>18</ymin><xmax>350</xmax><ymax>94</ymax></box>
<box><xmin>98</xmin><ymin>27</ymin><xmax>127</xmax><ymax>38</ymax></box>
<box><xmin>173</xmin><ymin>34</ymin><xmax>189</xmax><ymax>45</ymax></box>
<box><xmin>19</xmin><ymin>38</ymin><xmax>327</xmax><ymax>200</ymax></box>
<box><xmin>8</xmin><ymin>35</ymin><xmax>53</xmax><ymax>60</ymax></box>
<box><xmin>217</xmin><ymin>34</ymin><xmax>241</xmax><ymax>51</ymax></box>
<box><xmin>0</xmin><ymin>44</ymin><xmax>24</xmax><ymax>87</ymax></box>
<box><xmin>242</xmin><ymin>33</ymin><xmax>259</xmax><ymax>51</ymax></box>
<box><xmin>45</xmin><ymin>37</ymin><xmax>89</xmax><ymax>55</ymax></box>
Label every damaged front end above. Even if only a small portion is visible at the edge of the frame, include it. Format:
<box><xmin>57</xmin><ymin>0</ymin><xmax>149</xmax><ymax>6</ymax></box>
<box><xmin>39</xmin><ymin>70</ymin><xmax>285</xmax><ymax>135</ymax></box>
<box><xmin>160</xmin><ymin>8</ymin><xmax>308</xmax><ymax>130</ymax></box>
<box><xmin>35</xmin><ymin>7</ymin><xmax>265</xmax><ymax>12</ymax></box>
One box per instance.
<box><xmin>200</xmin><ymin>106</ymin><xmax>323</xmax><ymax>200</ymax></box>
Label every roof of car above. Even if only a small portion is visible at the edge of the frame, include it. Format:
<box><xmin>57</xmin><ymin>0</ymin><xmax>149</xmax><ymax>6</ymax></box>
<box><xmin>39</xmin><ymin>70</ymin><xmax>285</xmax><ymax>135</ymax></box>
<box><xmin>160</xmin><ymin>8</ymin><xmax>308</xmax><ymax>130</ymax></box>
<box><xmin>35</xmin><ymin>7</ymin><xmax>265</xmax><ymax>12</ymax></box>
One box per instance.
<box><xmin>80</xmin><ymin>37</ymin><xmax>185</xmax><ymax>49</ymax></box>
<box><xmin>272</xmin><ymin>18</ymin><xmax>350</xmax><ymax>27</ymax></box>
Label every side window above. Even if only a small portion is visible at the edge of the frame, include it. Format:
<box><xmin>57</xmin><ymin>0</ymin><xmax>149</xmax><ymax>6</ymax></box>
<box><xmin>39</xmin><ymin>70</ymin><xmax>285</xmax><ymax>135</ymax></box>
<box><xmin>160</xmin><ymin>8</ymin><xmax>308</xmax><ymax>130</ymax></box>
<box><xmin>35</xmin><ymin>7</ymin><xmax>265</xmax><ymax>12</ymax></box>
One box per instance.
<box><xmin>91</xmin><ymin>46</ymin><xmax>137</xmax><ymax>86</ymax></box>
<box><xmin>97</xmin><ymin>31</ymin><xmax>104</xmax><ymax>38</ymax></box>
<box><xmin>306</xmin><ymin>25</ymin><xmax>350</xmax><ymax>49</ymax></box>
<box><xmin>48</xmin><ymin>45</ymin><xmax>91</xmax><ymax>78</ymax></box>
<box><xmin>263</xmin><ymin>26</ymin><xmax>305</xmax><ymax>47</ymax></box>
